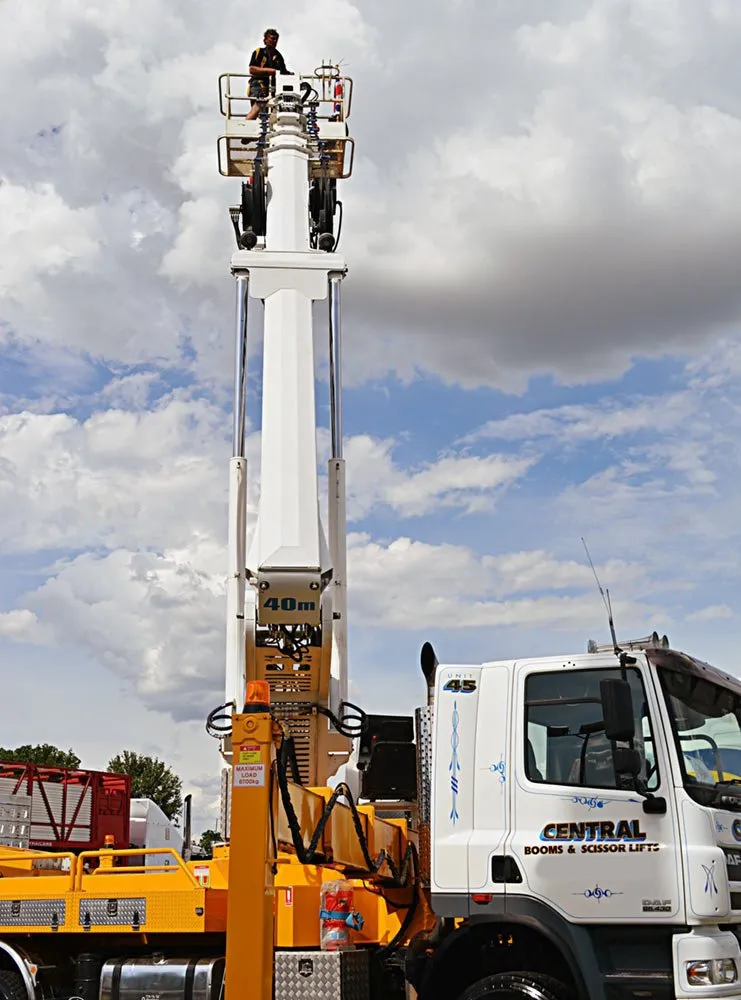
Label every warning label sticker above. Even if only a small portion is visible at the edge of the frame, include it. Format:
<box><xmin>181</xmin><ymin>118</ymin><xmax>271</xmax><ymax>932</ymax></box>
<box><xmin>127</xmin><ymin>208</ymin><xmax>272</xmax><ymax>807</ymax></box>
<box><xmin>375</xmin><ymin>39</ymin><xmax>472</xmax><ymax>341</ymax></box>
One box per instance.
<box><xmin>193</xmin><ymin>865</ymin><xmax>210</xmax><ymax>887</ymax></box>
<box><xmin>238</xmin><ymin>744</ymin><xmax>261</xmax><ymax>764</ymax></box>
<box><xmin>234</xmin><ymin>763</ymin><xmax>265</xmax><ymax>788</ymax></box>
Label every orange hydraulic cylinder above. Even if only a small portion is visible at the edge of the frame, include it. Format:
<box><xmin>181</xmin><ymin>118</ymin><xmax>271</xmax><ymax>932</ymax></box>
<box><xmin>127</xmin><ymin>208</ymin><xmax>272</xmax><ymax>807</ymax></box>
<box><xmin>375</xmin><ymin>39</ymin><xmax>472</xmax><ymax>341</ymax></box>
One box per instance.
<box><xmin>224</xmin><ymin>709</ymin><xmax>275</xmax><ymax>1000</ymax></box>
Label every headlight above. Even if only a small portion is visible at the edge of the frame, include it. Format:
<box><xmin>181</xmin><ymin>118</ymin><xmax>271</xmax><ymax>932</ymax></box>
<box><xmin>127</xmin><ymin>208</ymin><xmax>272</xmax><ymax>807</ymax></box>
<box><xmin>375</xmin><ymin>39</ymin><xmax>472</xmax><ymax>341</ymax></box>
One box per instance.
<box><xmin>686</xmin><ymin>959</ymin><xmax>738</xmax><ymax>985</ymax></box>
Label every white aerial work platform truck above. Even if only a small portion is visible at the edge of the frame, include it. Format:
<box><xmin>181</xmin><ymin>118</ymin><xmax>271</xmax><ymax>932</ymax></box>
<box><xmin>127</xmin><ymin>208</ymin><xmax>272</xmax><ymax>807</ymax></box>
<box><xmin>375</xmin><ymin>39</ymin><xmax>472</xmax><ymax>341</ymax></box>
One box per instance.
<box><xmin>213</xmin><ymin>60</ymin><xmax>741</xmax><ymax>1000</ymax></box>
<box><xmin>0</xmin><ymin>57</ymin><xmax>739</xmax><ymax>1000</ymax></box>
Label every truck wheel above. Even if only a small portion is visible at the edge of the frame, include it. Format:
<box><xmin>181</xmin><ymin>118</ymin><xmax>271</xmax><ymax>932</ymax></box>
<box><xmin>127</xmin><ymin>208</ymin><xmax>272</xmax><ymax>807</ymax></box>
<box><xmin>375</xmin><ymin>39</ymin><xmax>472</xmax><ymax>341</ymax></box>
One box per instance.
<box><xmin>457</xmin><ymin>971</ymin><xmax>572</xmax><ymax>1000</ymax></box>
<box><xmin>0</xmin><ymin>970</ymin><xmax>29</xmax><ymax>1000</ymax></box>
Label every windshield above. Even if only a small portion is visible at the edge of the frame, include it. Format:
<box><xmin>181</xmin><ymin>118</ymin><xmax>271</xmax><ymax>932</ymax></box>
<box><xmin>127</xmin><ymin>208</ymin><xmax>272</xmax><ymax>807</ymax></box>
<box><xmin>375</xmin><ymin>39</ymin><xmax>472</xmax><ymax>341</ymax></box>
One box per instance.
<box><xmin>657</xmin><ymin>662</ymin><xmax>741</xmax><ymax>798</ymax></box>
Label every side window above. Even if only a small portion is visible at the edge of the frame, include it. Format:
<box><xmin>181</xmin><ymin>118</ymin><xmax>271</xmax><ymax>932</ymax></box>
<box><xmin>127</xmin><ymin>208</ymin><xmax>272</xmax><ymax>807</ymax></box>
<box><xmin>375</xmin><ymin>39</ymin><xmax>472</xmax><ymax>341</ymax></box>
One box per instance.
<box><xmin>525</xmin><ymin>668</ymin><xmax>659</xmax><ymax>792</ymax></box>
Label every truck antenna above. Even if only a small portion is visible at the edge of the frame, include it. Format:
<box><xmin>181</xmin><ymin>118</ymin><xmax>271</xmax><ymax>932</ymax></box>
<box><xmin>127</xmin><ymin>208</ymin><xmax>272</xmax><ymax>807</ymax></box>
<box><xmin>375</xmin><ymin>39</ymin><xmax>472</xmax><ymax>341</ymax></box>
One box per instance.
<box><xmin>581</xmin><ymin>537</ymin><xmax>621</xmax><ymax>659</ymax></box>
<box><xmin>581</xmin><ymin>538</ymin><xmax>637</xmax><ymax>675</ymax></box>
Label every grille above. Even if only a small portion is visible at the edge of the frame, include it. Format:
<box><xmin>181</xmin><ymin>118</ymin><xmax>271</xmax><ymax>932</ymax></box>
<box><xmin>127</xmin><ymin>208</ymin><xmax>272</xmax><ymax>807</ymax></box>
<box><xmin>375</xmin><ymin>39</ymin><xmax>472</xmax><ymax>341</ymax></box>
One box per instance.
<box><xmin>415</xmin><ymin>705</ymin><xmax>433</xmax><ymax>886</ymax></box>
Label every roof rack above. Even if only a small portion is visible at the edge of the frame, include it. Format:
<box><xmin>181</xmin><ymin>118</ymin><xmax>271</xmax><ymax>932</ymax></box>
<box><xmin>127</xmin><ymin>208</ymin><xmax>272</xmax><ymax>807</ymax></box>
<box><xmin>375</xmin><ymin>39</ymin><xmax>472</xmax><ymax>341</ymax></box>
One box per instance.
<box><xmin>587</xmin><ymin>631</ymin><xmax>670</xmax><ymax>654</ymax></box>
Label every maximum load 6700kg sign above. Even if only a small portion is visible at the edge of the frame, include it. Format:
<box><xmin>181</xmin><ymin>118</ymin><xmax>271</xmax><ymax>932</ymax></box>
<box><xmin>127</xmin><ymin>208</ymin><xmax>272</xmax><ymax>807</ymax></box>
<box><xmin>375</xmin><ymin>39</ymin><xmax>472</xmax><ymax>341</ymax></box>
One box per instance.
<box><xmin>234</xmin><ymin>764</ymin><xmax>265</xmax><ymax>788</ymax></box>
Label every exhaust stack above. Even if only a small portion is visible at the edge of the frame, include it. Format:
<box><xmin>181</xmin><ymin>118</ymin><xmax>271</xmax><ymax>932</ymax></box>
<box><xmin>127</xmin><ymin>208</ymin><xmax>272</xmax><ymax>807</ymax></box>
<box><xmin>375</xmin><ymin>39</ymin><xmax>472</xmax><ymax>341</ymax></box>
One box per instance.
<box><xmin>420</xmin><ymin>640</ymin><xmax>438</xmax><ymax>707</ymax></box>
<box><xmin>415</xmin><ymin>640</ymin><xmax>438</xmax><ymax>886</ymax></box>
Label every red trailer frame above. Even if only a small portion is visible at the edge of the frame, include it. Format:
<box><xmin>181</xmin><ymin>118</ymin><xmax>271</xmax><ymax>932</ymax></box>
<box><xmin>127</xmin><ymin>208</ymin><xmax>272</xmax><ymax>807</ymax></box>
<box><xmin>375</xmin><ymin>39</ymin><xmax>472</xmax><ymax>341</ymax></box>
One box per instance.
<box><xmin>0</xmin><ymin>762</ymin><xmax>131</xmax><ymax>852</ymax></box>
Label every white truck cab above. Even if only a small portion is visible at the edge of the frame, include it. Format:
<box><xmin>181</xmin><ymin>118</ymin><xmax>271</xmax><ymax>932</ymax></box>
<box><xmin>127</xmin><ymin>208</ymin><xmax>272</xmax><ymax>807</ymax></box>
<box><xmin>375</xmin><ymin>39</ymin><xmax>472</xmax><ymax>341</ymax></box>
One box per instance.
<box><xmin>417</xmin><ymin>640</ymin><xmax>741</xmax><ymax>1000</ymax></box>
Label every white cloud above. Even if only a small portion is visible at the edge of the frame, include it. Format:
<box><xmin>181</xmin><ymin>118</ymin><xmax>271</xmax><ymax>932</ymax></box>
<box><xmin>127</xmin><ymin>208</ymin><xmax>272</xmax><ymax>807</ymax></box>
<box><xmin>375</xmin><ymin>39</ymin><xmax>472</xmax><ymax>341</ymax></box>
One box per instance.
<box><xmin>0</xmin><ymin>392</ymin><xmax>229</xmax><ymax>554</ymax></box>
<box><xmin>344</xmin><ymin>435</ymin><xmax>535</xmax><ymax>518</ymax></box>
<box><xmin>17</xmin><ymin>546</ymin><xmax>225</xmax><ymax>721</ymax></box>
<box><xmin>463</xmin><ymin>393</ymin><xmax>697</xmax><ymax>444</ymax></box>
<box><xmin>99</xmin><ymin>372</ymin><xmax>165</xmax><ymax>409</ymax></box>
<box><xmin>0</xmin><ymin>0</ymin><xmax>379</xmax><ymax>388</ymax></box>
<box><xmin>481</xmin><ymin>550</ymin><xmax>646</xmax><ymax>598</ymax></box>
<box><xmin>0</xmin><ymin>344</ymin><xmax>738</xmax><ymax>730</ymax></box>
<box><xmin>0</xmin><ymin>609</ymin><xmax>51</xmax><ymax>643</ymax></box>
<box><xmin>688</xmin><ymin>604</ymin><xmax>734</xmax><ymax>622</ymax></box>
<box><xmin>340</xmin><ymin>1</ymin><xmax>741</xmax><ymax>388</ymax></box>
<box><xmin>0</xmin><ymin>391</ymin><xmax>246</xmax><ymax>722</ymax></box>
<box><xmin>0</xmin><ymin>385</ymin><xmax>670</xmax><ymax>720</ymax></box>
<box><xmin>347</xmin><ymin>533</ymin><xmax>657</xmax><ymax>632</ymax></box>
<box><xmin>0</xmin><ymin>403</ymin><xmax>537</xmax><ymax>715</ymax></box>
<box><xmin>2</xmin><ymin>0</ymin><xmax>741</xmax><ymax>390</ymax></box>
<box><xmin>0</xmin><ymin>182</ymin><xmax>99</xmax><ymax>294</ymax></box>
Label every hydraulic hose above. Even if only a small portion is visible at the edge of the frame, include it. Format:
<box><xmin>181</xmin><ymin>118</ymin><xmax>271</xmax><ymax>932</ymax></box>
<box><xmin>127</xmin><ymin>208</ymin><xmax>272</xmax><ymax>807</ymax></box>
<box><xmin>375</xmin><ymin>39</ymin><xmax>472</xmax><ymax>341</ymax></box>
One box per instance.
<box><xmin>275</xmin><ymin>732</ymin><xmax>416</xmax><ymax>887</ymax></box>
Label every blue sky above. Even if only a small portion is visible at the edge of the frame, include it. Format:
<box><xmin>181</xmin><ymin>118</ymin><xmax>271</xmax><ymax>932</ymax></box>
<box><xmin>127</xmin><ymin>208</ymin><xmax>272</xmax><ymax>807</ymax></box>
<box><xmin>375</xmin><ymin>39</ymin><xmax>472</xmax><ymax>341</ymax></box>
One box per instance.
<box><xmin>1</xmin><ymin>0</ymin><xmax>741</xmax><ymax>833</ymax></box>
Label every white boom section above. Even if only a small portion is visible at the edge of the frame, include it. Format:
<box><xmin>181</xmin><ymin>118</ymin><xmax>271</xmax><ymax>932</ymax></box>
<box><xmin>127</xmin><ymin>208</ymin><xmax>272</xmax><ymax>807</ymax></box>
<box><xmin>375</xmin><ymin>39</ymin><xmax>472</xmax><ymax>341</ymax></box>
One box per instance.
<box><xmin>247</xmin><ymin>82</ymin><xmax>327</xmax><ymax>593</ymax></box>
<box><xmin>247</xmin><ymin>291</ymin><xmax>329</xmax><ymax>585</ymax></box>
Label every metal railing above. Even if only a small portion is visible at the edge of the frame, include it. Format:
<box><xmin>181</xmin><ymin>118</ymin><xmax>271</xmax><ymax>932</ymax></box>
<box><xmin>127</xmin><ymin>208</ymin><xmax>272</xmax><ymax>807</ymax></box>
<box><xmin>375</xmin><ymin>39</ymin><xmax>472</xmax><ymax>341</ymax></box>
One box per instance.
<box><xmin>216</xmin><ymin>67</ymin><xmax>355</xmax><ymax>184</ymax></box>
<box><xmin>74</xmin><ymin>847</ymin><xmax>200</xmax><ymax>889</ymax></box>
<box><xmin>218</xmin><ymin>67</ymin><xmax>353</xmax><ymax>122</ymax></box>
<box><xmin>0</xmin><ymin>849</ymin><xmax>77</xmax><ymax>890</ymax></box>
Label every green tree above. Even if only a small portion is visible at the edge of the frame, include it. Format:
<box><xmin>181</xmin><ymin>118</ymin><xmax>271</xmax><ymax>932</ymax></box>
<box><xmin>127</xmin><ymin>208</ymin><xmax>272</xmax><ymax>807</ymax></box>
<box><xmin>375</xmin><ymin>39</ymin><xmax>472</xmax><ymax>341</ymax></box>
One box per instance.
<box><xmin>0</xmin><ymin>743</ymin><xmax>81</xmax><ymax>769</ymax></box>
<box><xmin>199</xmin><ymin>829</ymin><xmax>222</xmax><ymax>856</ymax></box>
<box><xmin>107</xmin><ymin>751</ymin><xmax>183</xmax><ymax>820</ymax></box>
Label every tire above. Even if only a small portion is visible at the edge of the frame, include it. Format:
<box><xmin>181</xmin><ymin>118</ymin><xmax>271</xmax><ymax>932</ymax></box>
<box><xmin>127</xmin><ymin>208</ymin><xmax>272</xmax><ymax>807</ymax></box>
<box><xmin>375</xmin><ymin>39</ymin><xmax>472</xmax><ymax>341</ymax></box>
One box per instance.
<box><xmin>457</xmin><ymin>971</ymin><xmax>572</xmax><ymax>1000</ymax></box>
<box><xmin>0</xmin><ymin>969</ymin><xmax>30</xmax><ymax>1000</ymax></box>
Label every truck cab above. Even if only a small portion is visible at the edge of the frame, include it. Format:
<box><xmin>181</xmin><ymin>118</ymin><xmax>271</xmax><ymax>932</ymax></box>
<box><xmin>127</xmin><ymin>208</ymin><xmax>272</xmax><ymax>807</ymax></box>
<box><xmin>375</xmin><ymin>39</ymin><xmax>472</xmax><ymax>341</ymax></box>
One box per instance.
<box><xmin>419</xmin><ymin>641</ymin><xmax>741</xmax><ymax>1000</ymax></box>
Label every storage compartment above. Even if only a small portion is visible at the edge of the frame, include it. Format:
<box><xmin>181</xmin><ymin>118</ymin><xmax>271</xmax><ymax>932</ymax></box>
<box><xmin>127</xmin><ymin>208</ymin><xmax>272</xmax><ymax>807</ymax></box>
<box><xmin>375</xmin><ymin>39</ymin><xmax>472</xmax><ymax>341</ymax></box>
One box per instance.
<box><xmin>275</xmin><ymin>949</ymin><xmax>370</xmax><ymax>999</ymax></box>
<box><xmin>100</xmin><ymin>957</ymin><xmax>225</xmax><ymax>1000</ymax></box>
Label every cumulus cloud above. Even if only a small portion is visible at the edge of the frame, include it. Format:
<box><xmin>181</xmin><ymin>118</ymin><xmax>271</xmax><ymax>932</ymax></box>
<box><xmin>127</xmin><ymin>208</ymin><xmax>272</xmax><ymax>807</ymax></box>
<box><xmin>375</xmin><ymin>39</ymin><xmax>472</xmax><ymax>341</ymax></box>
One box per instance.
<box><xmin>0</xmin><ymin>609</ymin><xmax>51</xmax><ymax>643</ymax></box>
<box><xmin>0</xmin><ymin>343</ymin><xmax>737</xmax><ymax>725</ymax></box>
<box><xmin>688</xmin><ymin>604</ymin><xmax>735</xmax><ymax>622</ymax></box>
<box><xmin>534</xmin><ymin>358</ymin><xmax>741</xmax><ymax>617</ymax></box>
<box><xmin>17</xmin><ymin>546</ymin><xmax>225</xmax><ymax>720</ymax></box>
<box><xmin>0</xmin><ymin>182</ymin><xmax>99</xmax><ymax>293</ymax></box>
<box><xmin>0</xmin><ymin>392</ymin><xmax>233</xmax><ymax>721</ymax></box>
<box><xmin>346</xmin><ymin>533</ymin><xmax>659</xmax><ymax>633</ymax></box>
<box><xmin>99</xmin><ymin>372</ymin><xmax>165</xmax><ymax>409</ymax></box>
<box><xmin>0</xmin><ymin>396</ymin><xmax>539</xmax><ymax>715</ymax></box>
<box><xmin>342</xmin><ymin>0</ymin><xmax>741</xmax><ymax>388</ymax></box>
<box><xmin>344</xmin><ymin>435</ymin><xmax>535</xmax><ymax>518</ymax></box>
<box><xmin>0</xmin><ymin>0</ymin><xmax>376</xmax><ymax>387</ymax></box>
<box><xmin>0</xmin><ymin>391</ymin><xmax>229</xmax><ymax>554</ymax></box>
<box><xmin>462</xmin><ymin>392</ymin><xmax>697</xmax><ymax>444</ymax></box>
<box><xmin>0</xmin><ymin>383</ymin><xmax>656</xmax><ymax>720</ymax></box>
<box><xmin>1</xmin><ymin>0</ymin><xmax>740</xmax><ymax>391</ymax></box>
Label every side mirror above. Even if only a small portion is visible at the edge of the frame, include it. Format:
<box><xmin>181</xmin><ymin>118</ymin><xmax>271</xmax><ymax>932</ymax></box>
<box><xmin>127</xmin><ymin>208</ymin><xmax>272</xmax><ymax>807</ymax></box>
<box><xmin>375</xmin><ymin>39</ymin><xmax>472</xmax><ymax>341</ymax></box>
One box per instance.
<box><xmin>600</xmin><ymin>677</ymin><xmax>635</xmax><ymax>742</ymax></box>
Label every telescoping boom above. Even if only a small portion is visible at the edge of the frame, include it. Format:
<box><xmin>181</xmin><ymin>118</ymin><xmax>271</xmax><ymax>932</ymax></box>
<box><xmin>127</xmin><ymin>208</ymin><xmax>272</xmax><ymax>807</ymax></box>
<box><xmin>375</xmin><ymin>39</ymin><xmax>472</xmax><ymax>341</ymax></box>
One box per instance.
<box><xmin>217</xmin><ymin>65</ymin><xmax>357</xmax><ymax>796</ymax></box>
